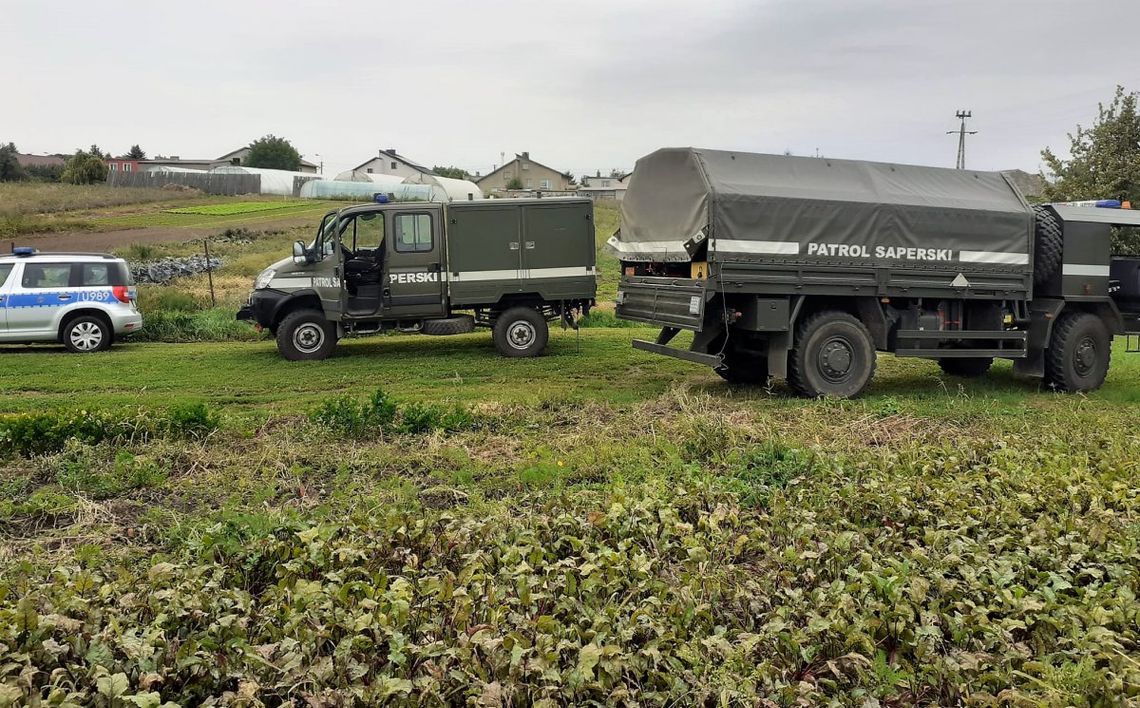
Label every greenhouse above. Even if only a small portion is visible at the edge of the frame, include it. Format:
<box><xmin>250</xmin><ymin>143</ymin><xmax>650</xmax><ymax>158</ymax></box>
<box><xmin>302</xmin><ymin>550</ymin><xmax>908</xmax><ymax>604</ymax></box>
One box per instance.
<box><xmin>299</xmin><ymin>179</ymin><xmax>442</xmax><ymax>202</ymax></box>
<box><xmin>209</xmin><ymin>166</ymin><xmax>324</xmax><ymax>196</ymax></box>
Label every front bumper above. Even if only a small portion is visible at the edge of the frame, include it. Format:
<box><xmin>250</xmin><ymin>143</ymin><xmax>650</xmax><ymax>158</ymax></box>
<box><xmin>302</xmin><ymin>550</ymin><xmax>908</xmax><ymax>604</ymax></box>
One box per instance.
<box><xmin>236</xmin><ymin>289</ymin><xmax>289</xmax><ymax>329</ymax></box>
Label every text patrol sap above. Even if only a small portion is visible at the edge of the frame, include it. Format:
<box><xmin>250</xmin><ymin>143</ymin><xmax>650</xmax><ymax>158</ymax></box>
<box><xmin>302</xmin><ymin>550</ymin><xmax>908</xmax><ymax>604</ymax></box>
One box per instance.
<box><xmin>806</xmin><ymin>243</ymin><xmax>954</xmax><ymax>261</ymax></box>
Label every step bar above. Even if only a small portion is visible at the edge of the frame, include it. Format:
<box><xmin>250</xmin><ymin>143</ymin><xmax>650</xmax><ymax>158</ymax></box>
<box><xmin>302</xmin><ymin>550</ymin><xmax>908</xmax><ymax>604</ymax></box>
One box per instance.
<box><xmin>894</xmin><ymin>329</ymin><xmax>1027</xmax><ymax>359</ymax></box>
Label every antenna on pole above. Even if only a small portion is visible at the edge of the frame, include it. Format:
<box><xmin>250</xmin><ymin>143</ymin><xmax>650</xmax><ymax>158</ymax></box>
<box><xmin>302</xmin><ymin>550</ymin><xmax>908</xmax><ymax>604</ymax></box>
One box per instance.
<box><xmin>947</xmin><ymin>110</ymin><xmax>977</xmax><ymax>169</ymax></box>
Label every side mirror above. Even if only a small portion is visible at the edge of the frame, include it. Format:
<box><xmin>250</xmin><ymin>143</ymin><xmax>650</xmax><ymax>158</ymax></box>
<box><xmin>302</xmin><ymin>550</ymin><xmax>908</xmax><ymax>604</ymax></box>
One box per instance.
<box><xmin>292</xmin><ymin>240</ymin><xmax>310</xmax><ymax>265</ymax></box>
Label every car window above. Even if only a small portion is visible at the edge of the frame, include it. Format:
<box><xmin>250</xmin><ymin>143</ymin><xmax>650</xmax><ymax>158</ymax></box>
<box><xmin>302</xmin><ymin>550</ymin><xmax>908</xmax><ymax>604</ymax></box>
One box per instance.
<box><xmin>81</xmin><ymin>263</ymin><xmax>111</xmax><ymax>286</ymax></box>
<box><xmin>0</xmin><ymin>264</ymin><xmax>12</xmax><ymax>287</ymax></box>
<box><xmin>394</xmin><ymin>213</ymin><xmax>433</xmax><ymax>253</ymax></box>
<box><xmin>348</xmin><ymin>212</ymin><xmax>384</xmax><ymax>252</ymax></box>
<box><xmin>22</xmin><ymin>263</ymin><xmax>72</xmax><ymax>289</ymax></box>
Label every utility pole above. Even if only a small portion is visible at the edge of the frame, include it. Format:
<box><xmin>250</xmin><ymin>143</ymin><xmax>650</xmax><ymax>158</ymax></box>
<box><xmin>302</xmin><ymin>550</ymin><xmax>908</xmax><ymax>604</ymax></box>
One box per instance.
<box><xmin>947</xmin><ymin>110</ymin><xmax>977</xmax><ymax>169</ymax></box>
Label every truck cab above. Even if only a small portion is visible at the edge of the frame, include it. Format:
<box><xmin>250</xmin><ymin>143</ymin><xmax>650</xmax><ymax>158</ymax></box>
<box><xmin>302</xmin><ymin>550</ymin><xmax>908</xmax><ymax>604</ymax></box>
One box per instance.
<box><xmin>239</xmin><ymin>198</ymin><xmax>596</xmax><ymax>360</ymax></box>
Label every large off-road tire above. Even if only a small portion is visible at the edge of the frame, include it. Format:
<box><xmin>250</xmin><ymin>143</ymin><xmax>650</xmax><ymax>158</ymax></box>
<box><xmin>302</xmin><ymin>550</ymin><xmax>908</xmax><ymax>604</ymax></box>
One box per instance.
<box><xmin>938</xmin><ymin>357</ymin><xmax>993</xmax><ymax>378</ymax></box>
<box><xmin>1032</xmin><ymin>205</ymin><xmax>1063</xmax><ymax>285</ymax></box>
<box><xmin>492</xmin><ymin>307</ymin><xmax>549</xmax><ymax>357</ymax></box>
<box><xmin>714</xmin><ymin>341</ymin><xmax>769</xmax><ymax>385</ymax></box>
<box><xmin>276</xmin><ymin>309</ymin><xmax>337</xmax><ymax>361</ymax></box>
<box><xmin>421</xmin><ymin>315</ymin><xmax>475</xmax><ymax>336</ymax></box>
<box><xmin>1044</xmin><ymin>311</ymin><xmax>1110</xmax><ymax>392</ymax></box>
<box><xmin>61</xmin><ymin>315</ymin><xmax>112</xmax><ymax>353</ymax></box>
<box><xmin>787</xmin><ymin>311</ymin><xmax>876</xmax><ymax>398</ymax></box>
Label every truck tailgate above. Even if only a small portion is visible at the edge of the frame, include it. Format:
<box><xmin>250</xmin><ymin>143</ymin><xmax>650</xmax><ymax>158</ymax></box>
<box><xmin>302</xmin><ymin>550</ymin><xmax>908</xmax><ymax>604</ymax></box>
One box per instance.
<box><xmin>616</xmin><ymin>277</ymin><xmax>707</xmax><ymax>330</ymax></box>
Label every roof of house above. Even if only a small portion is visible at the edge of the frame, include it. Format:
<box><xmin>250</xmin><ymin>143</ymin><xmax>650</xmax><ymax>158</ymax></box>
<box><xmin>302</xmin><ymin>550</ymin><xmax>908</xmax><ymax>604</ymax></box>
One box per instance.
<box><xmin>351</xmin><ymin>149</ymin><xmax>432</xmax><ymax>175</ymax></box>
<box><xmin>476</xmin><ymin>153</ymin><xmax>568</xmax><ymax>185</ymax></box>
<box><xmin>15</xmin><ymin>153</ymin><xmax>66</xmax><ymax>168</ymax></box>
<box><xmin>215</xmin><ymin>147</ymin><xmax>317</xmax><ymax>169</ymax></box>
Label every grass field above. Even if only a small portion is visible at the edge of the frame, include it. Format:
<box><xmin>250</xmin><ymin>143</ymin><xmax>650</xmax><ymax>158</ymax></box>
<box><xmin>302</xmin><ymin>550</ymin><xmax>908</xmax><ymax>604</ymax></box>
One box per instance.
<box><xmin>2</xmin><ymin>192</ymin><xmax>1140</xmax><ymax>704</ymax></box>
<box><xmin>164</xmin><ymin>201</ymin><xmax>312</xmax><ymax>216</ymax></box>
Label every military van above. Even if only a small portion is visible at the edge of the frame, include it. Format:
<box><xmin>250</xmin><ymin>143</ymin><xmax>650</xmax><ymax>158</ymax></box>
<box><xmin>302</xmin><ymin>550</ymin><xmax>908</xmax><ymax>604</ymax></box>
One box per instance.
<box><xmin>612</xmin><ymin>147</ymin><xmax>1140</xmax><ymax>397</ymax></box>
<box><xmin>238</xmin><ymin>197</ymin><xmax>596</xmax><ymax>360</ymax></box>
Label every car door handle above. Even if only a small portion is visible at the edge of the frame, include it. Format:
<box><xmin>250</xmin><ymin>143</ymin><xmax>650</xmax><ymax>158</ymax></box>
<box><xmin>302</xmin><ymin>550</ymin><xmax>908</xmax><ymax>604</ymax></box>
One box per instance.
<box><xmin>525</xmin><ymin>241</ymin><xmax>535</xmax><ymax>249</ymax></box>
<box><xmin>57</xmin><ymin>294</ymin><xmax>72</xmax><ymax>301</ymax></box>
<box><xmin>509</xmin><ymin>242</ymin><xmax>520</xmax><ymax>250</ymax></box>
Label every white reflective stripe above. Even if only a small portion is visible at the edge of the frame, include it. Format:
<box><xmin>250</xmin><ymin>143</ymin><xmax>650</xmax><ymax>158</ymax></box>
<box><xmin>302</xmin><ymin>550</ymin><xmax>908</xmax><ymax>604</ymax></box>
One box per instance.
<box><xmin>713</xmin><ymin>239</ymin><xmax>800</xmax><ymax>255</ymax></box>
<box><xmin>607</xmin><ymin>238</ymin><xmax>688</xmax><ymax>253</ymax></box>
<box><xmin>269</xmin><ymin>277</ymin><xmax>313</xmax><ymax>288</ymax></box>
<box><xmin>958</xmin><ymin>251</ymin><xmax>1029</xmax><ymax>265</ymax></box>
<box><xmin>451</xmin><ymin>266</ymin><xmax>595</xmax><ymax>282</ymax></box>
<box><xmin>1062</xmin><ymin>263</ymin><xmax>1110</xmax><ymax>277</ymax></box>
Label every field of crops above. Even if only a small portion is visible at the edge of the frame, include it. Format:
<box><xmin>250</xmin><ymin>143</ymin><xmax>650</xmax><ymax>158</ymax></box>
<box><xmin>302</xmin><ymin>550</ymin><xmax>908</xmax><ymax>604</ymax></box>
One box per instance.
<box><xmin>164</xmin><ymin>201</ymin><xmax>312</xmax><ymax>216</ymax></box>
<box><xmin>1</xmin><ymin>197</ymin><xmax>1139</xmax><ymax>704</ymax></box>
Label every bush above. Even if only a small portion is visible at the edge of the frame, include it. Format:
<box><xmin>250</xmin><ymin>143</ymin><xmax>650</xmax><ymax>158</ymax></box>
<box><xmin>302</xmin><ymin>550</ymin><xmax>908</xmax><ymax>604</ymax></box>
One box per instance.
<box><xmin>0</xmin><ymin>403</ymin><xmax>222</xmax><ymax>457</ymax></box>
<box><xmin>0</xmin><ymin>409</ymin><xmax>142</xmax><ymax>457</ymax></box>
<box><xmin>135</xmin><ymin>309</ymin><xmax>264</xmax><ymax>343</ymax></box>
<box><xmin>60</xmin><ymin>151</ymin><xmax>108</xmax><ymax>185</ymax></box>
<box><xmin>165</xmin><ymin>402</ymin><xmax>220</xmax><ymax>439</ymax></box>
<box><xmin>309</xmin><ymin>389</ymin><xmax>398</xmax><ymax>437</ymax></box>
<box><xmin>309</xmin><ymin>389</ymin><xmax>476</xmax><ymax>436</ymax></box>
<box><xmin>579</xmin><ymin>309</ymin><xmax>638</xmax><ymax>328</ymax></box>
<box><xmin>137</xmin><ymin>286</ymin><xmax>203</xmax><ymax>313</ymax></box>
<box><xmin>55</xmin><ymin>446</ymin><xmax>167</xmax><ymax>500</ymax></box>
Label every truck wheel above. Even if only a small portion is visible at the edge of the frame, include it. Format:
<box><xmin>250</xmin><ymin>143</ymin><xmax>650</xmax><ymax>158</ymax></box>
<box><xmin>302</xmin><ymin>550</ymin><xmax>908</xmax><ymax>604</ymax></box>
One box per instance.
<box><xmin>787</xmin><ymin>311</ymin><xmax>876</xmax><ymax>398</ymax></box>
<box><xmin>276</xmin><ymin>309</ymin><xmax>336</xmax><ymax>361</ymax></box>
<box><xmin>493</xmin><ymin>307</ymin><xmax>548</xmax><ymax>357</ymax></box>
<box><xmin>1044</xmin><ymin>312</ymin><xmax>1110</xmax><ymax>392</ymax></box>
<box><xmin>938</xmin><ymin>357</ymin><xmax>993</xmax><ymax>377</ymax></box>
<box><xmin>422</xmin><ymin>315</ymin><xmax>475</xmax><ymax>336</ymax></box>
<box><xmin>1032</xmin><ymin>205</ymin><xmax>1063</xmax><ymax>285</ymax></box>
<box><xmin>62</xmin><ymin>315</ymin><xmax>112</xmax><ymax>353</ymax></box>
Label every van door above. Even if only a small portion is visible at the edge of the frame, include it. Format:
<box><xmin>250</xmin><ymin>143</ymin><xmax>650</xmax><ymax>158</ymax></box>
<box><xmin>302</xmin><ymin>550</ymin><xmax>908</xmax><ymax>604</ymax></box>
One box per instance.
<box><xmin>383</xmin><ymin>206</ymin><xmax>446</xmax><ymax>318</ymax></box>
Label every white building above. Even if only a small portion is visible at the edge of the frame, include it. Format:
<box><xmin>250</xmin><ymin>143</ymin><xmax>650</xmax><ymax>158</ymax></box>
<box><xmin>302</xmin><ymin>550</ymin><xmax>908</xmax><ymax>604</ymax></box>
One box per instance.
<box><xmin>577</xmin><ymin>171</ymin><xmax>629</xmax><ymax>201</ymax></box>
<box><xmin>335</xmin><ymin>148</ymin><xmax>433</xmax><ymax>182</ymax></box>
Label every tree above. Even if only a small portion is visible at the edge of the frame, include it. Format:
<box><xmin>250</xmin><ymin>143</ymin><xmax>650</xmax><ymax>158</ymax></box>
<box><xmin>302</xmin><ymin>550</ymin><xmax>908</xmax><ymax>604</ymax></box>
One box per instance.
<box><xmin>0</xmin><ymin>142</ymin><xmax>25</xmax><ymax>182</ymax></box>
<box><xmin>432</xmin><ymin>165</ymin><xmax>471</xmax><ymax>180</ymax></box>
<box><xmin>126</xmin><ymin>144</ymin><xmax>146</xmax><ymax>160</ymax></box>
<box><xmin>507</xmin><ymin>177</ymin><xmax>523</xmax><ymax>190</ymax></box>
<box><xmin>1041</xmin><ymin>86</ymin><xmax>1140</xmax><ymax>251</ymax></box>
<box><xmin>88</xmin><ymin>144</ymin><xmax>109</xmax><ymax>160</ymax></box>
<box><xmin>563</xmin><ymin>172</ymin><xmax>576</xmax><ymax>186</ymax></box>
<box><xmin>61</xmin><ymin>150</ymin><xmax>109</xmax><ymax>184</ymax></box>
<box><xmin>244</xmin><ymin>134</ymin><xmax>301</xmax><ymax>171</ymax></box>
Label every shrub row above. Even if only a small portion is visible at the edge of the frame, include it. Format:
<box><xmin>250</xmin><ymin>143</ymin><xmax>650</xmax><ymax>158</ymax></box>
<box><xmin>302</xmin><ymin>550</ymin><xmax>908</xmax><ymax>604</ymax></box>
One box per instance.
<box><xmin>308</xmin><ymin>388</ymin><xmax>478</xmax><ymax>437</ymax></box>
<box><xmin>0</xmin><ymin>402</ymin><xmax>219</xmax><ymax>457</ymax></box>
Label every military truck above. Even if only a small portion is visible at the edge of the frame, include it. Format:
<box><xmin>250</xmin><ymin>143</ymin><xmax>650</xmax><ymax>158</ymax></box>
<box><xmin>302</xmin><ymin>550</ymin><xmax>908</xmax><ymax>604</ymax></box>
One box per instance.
<box><xmin>612</xmin><ymin>147</ymin><xmax>1140</xmax><ymax>397</ymax></box>
<box><xmin>238</xmin><ymin>197</ymin><xmax>595</xmax><ymax>359</ymax></box>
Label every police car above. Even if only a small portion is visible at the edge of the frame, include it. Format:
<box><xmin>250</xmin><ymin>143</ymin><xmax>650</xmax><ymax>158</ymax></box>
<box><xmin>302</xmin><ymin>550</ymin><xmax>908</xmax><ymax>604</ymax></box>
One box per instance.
<box><xmin>0</xmin><ymin>248</ymin><xmax>142</xmax><ymax>352</ymax></box>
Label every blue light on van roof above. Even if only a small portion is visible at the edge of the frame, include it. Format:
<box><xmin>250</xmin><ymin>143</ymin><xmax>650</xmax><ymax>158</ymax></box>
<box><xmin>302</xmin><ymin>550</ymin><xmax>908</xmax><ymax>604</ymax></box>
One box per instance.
<box><xmin>12</xmin><ymin>247</ymin><xmax>36</xmax><ymax>257</ymax></box>
<box><xmin>373</xmin><ymin>193</ymin><xmax>390</xmax><ymax>204</ymax></box>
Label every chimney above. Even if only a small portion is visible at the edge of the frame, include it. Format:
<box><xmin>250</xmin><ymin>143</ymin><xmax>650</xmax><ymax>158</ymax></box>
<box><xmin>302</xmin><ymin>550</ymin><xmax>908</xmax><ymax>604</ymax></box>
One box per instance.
<box><xmin>596</xmin><ymin>169</ymin><xmax>600</xmax><ymax>177</ymax></box>
<box><xmin>387</xmin><ymin>148</ymin><xmax>397</xmax><ymax>156</ymax></box>
<box><xmin>521</xmin><ymin>152</ymin><xmax>529</xmax><ymax>160</ymax></box>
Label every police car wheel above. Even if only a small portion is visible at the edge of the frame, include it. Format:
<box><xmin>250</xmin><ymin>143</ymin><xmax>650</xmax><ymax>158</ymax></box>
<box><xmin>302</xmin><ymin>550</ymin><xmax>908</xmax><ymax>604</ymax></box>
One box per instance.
<box><xmin>493</xmin><ymin>307</ymin><xmax>549</xmax><ymax>357</ymax></box>
<box><xmin>787</xmin><ymin>310</ymin><xmax>876</xmax><ymax>398</ymax></box>
<box><xmin>62</xmin><ymin>316</ymin><xmax>112</xmax><ymax>353</ymax></box>
<box><xmin>276</xmin><ymin>309</ymin><xmax>336</xmax><ymax>361</ymax></box>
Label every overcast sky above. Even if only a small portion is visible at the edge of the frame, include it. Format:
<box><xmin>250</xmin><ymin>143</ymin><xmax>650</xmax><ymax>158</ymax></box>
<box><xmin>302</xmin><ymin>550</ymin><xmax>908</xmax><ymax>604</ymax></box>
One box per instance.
<box><xmin>3</xmin><ymin>0</ymin><xmax>1136</xmax><ymax>178</ymax></box>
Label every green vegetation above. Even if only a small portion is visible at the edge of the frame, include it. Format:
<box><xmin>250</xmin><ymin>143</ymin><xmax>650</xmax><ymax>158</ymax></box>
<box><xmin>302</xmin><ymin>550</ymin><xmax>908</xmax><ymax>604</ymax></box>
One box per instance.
<box><xmin>3</xmin><ymin>176</ymin><xmax>1140</xmax><ymax>702</ymax></box>
<box><xmin>60</xmin><ymin>150</ymin><xmax>109</xmax><ymax>185</ymax></box>
<box><xmin>164</xmin><ymin>201</ymin><xmax>307</xmax><ymax>216</ymax></box>
<box><xmin>2</xmin><ymin>340</ymin><xmax>1140</xmax><ymax>703</ymax></box>
<box><xmin>244</xmin><ymin>134</ymin><xmax>302</xmax><ymax>171</ymax></box>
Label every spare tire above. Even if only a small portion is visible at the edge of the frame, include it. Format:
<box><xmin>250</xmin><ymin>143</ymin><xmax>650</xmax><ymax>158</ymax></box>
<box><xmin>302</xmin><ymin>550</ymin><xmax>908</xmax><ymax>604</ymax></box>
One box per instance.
<box><xmin>1032</xmin><ymin>205</ymin><xmax>1063</xmax><ymax>285</ymax></box>
<box><xmin>421</xmin><ymin>315</ymin><xmax>475</xmax><ymax>336</ymax></box>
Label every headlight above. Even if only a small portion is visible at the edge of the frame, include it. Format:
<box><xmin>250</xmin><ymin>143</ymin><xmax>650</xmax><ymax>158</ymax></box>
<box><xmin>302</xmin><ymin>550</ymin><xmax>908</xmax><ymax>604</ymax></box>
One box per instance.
<box><xmin>254</xmin><ymin>268</ymin><xmax>276</xmax><ymax>290</ymax></box>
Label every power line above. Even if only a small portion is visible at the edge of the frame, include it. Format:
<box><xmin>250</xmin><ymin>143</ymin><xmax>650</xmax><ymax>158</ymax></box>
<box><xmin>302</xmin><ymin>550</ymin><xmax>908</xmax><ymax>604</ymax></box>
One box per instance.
<box><xmin>947</xmin><ymin>110</ymin><xmax>978</xmax><ymax>169</ymax></box>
